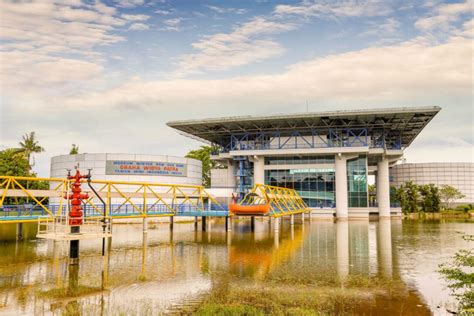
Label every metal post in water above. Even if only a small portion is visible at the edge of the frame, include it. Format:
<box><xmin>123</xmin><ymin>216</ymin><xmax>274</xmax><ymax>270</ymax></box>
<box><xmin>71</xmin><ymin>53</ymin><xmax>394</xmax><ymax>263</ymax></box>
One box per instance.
<box><xmin>290</xmin><ymin>214</ymin><xmax>294</xmax><ymax>226</ymax></box>
<box><xmin>274</xmin><ymin>217</ymin><xmax>280</xmax><ymax>233</ymax></box>
<box><xmin>143</xmin><ymin>217</ymin><xmax>148</xmax><ymax>234</ymax></box>
<box><xmin>250</xmin><ymin>216</ymin><xmax>255</xmax><ymax>232</ymax></box>
<box><xmin>202</xmin><ymin>216</ymin><xmax>206</xmax><ymax>231</ymax></box>
<box><xmin>302</xmin><ymin>212</ymin><xmax>305</xmax><ymax>223</ymax></box>
<box><xmin>169</xmin><ymin>216</ymin><xmax>174</xmax><ymax>230</ymax></box>
<box><xmin>16</xmin><ymin>223</ymin><xmax>23</xmax><ymax>241</ymax></box>
<box><xmin>194</xmin><ymin>216</ymin><xmax>198</xmax><ymax>230</ymax></box>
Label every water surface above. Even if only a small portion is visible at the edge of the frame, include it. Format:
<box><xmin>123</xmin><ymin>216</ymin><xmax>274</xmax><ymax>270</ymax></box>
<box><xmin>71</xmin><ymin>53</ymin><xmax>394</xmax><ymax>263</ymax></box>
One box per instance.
<box><xmin>0</xmin><ymin>218</ymin><xmax>472</xmax><ymax>315</ymax></box>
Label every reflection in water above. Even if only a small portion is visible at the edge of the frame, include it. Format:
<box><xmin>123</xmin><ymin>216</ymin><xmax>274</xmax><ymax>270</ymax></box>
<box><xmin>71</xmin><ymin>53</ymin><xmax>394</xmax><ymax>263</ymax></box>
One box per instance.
<box><xmin>336</xmin><ymin>220</ymin><xmax>349</xmax><ymax>280</ymax></box>
<box><xmin>378</xmin><ymin>218</ymin><xmax>393</xmax><ymax>278</ymax></box>
<box><xmin>0</xmin><ymin>219</ymin><xmax>471</xmax><ymax>314</ymax></box>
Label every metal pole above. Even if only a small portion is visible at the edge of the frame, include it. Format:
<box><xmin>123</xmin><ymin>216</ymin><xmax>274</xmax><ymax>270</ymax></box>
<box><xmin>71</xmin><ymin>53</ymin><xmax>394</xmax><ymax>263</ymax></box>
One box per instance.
<box><xmin>87</xmin><ymin>175</ymin><xmax>107</xmax><ymax>257</ymax></box>
<box><xmin>202</xmin><ymin>216</ymin><xmax>206</xmax><ymax>231</ymax></box>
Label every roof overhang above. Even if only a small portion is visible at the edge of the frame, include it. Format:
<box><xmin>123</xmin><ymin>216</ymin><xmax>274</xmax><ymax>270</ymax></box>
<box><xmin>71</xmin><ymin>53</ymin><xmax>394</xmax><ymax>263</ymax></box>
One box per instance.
<box><xmin>167</xmin><ymin>106</ymin><xmax>441</xmax><ymax>149</ymax></box>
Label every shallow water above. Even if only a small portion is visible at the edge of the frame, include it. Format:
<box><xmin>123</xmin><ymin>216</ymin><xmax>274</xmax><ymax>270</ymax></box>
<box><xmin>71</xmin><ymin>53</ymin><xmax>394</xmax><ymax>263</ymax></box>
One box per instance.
<box><xmin>0</xmin><ymin>218</ymin><xmax>472</xmax><ymax>315</ymax></box>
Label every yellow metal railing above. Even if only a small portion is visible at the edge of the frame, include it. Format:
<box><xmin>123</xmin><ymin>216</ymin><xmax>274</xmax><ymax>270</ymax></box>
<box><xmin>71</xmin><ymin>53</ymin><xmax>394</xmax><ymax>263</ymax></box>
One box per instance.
<box><xmin>0</xmin><ymin>176</ymin><xmax>225</xmax><ymax>222</ymax></box>
<box><xmin>240</xmin><ymin>184</ymin><xmax>310</xmax><ymax>217</ymax></box>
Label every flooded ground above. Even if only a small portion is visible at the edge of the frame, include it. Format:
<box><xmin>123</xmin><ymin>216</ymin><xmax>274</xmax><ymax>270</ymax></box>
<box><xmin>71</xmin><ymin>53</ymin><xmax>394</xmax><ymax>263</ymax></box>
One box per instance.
<box><xmin>0</xmin><ymin>218</ymin><xmax>472</xmax><ymax>315</ymax></box>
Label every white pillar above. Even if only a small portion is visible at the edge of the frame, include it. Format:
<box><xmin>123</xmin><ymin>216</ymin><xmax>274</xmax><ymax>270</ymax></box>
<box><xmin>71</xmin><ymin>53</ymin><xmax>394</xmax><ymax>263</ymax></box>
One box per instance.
<box><xmin>227</xmin><ymin>160</ymin><xmax>237</xmax><ymax>190</ymax></box>
<box><xmin>335</xmin><ymin>154</ymin><xmax>348</xmax><ymax>219</ymax></box>
<box><xmin>377</xmin><ymin>158</ymin><xmax>390</xmax><ymax>218</ymax></box>
<box><xmin>253</xmin><ymin>156</ymin><xmax>265</xmax><ymax>185</ymax></box>
<box><xmin>290</xmin><ymin>214</ymin><xmax>294</xmax><ymax>226</ymax></box>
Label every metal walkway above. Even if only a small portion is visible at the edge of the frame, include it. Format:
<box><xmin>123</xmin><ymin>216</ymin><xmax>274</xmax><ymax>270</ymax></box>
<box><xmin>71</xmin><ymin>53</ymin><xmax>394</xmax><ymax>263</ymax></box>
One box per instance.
<box><xmin>0</xmin><ymin>176</ymin><xmax>309</xmax><ymax>224</ymax></box>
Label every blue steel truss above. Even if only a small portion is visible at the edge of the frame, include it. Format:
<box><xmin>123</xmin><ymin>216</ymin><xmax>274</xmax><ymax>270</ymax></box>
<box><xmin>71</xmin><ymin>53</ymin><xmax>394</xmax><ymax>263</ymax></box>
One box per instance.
<box><xmin>213</xmin><ymin>128</ymin><xmax>402</xmax><ymax>154</ymax></box>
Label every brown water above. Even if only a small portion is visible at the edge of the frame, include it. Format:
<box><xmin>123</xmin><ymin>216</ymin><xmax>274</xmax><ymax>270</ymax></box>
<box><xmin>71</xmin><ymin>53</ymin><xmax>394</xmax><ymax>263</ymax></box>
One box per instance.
<box><xmin>0</xmin><ymin>218</ymin><xmax>472</xmax><ymax>315</ymax></box>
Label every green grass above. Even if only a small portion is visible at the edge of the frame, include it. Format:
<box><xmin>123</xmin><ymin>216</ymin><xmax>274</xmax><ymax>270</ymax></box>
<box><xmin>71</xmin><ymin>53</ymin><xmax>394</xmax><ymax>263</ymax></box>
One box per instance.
<box><xmin>190</xmin><ymin>274</ymin><xmax>401</xmax><ymax>316</ymax></box>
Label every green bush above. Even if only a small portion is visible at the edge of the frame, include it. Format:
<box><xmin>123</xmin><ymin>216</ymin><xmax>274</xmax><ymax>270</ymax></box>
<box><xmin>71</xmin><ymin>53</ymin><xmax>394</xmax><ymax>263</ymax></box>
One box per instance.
<box><xmin>455</xmin><ymin>205</ymin><xmax>471</xmax><ymax>213</ymax></box>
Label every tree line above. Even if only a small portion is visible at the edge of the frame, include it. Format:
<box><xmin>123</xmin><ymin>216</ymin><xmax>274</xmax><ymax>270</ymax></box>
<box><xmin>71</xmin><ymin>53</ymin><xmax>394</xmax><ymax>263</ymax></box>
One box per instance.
<box><xmin>392</xmin><ymin>181</ymin><xmax>468</xmax><ymax>214</ymax></box>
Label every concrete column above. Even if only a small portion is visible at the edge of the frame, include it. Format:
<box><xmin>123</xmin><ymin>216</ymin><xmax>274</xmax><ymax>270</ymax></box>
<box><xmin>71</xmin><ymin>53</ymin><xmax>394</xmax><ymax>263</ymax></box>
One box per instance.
<box><xmin>253</xmin><ymin>156</ymin><xmax>265</xmax><ymax>185</ymax></box>
<box><xmin>335</xmin><ymin>154</ymin><xmax>348</xmax><ymax>219</ymax></box>
<box><xmin>301</xmin><ymin>212</ymin><xmax>305</xmax><ymax>223</ymax></box>
<box><xmin>290</xmin><ymin>214</ymin><xmax>294</xmax><ymax>226</ymax></box>
<box><xmin>227</xmin><ymin>160</ymin><xmax>237</xmax><ymax>190</ymax></box>
<box><xmin>336</xmin><ymin>220</ymin><xmax>349</xmax><ymax>280</ymax></box>
<box><xmin>377</xmin><ymin>158</ymin><xmax>391</xmax><ymax>218</ymax></box>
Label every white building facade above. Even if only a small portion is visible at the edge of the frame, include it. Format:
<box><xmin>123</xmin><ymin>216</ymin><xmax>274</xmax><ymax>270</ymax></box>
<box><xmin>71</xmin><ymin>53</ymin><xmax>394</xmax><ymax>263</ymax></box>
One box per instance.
<box><xmin>390</xmin><ymin>162</ymin><xmax>473</xmax><ymax>204</ymax></box>
<box><xmin>50</xmin><ymin>153</ymin><xmax>202</xmax><ymax>185</ymax></box>
<box><xmin>168</xmin><ymin>106</ymin><xmax>441</xmax><ymax>219</ymax></box>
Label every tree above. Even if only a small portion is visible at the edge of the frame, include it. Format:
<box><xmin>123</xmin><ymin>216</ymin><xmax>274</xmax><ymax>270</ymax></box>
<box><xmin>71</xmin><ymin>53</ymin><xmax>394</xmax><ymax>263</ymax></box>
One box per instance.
<box><xmin>405</xmin><ymin>181</ymin><xmax>420</xmax><ymax>213</ymax></box>
<box><xmin>394</xmin><ymin>185</ymin><xmax>409</xmax><ymax>214</ymax></box>
<box><xmin>418</xmin><ymin>184</ymin><xmax>440</xmax><ymax>212</ymax></box>
<box><xmin>185</xmin><ymin>146</ymin><xmax>225</xmax><ymax>187</ymax></box>
<box><xmin>0</xmin><ymin>149</ymin><xmax>30</xmax><ymax>177</ymax></box>
<box><xmin>440</xmin><ymin>185</ymin><xmax>465</xmax><ymax>209</ymax></box>
<box><xmin>18</xmin><ymin>131</ymin><xmax>44</xmax><ymax>168</ymax></box>
<box><xmin>70</xmin><ymin>144</ymin><xmax>79</xmax><ymax>155</ymax></box>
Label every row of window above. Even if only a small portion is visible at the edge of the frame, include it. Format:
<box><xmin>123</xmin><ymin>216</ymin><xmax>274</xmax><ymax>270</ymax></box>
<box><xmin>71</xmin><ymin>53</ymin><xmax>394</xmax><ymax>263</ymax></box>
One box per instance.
<box><xmin>265</xmin><ymin>156</ymin><xmax>335</xmax><ymax>165</ymax></box>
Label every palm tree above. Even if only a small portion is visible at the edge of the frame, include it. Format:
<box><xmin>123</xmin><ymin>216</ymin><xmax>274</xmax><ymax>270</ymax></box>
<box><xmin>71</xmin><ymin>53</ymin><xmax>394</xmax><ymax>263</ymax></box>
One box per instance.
<box><xmin>70</xmin><ymin>144</ymin><xmax>79</xmax><ymax>155</ymax></box>
<box><xmin>18</xmin><ymin>131</ymin><xmax>44</xmax><ymax>169</ymax></box>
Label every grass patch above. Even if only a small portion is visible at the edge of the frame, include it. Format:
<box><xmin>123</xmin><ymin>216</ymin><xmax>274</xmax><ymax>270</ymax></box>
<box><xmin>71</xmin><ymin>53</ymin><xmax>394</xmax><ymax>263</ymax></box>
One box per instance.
<box><xmin>192</xmin><ymin>281</ymin><xmax>394</xmax><ymax>315</ymax></box>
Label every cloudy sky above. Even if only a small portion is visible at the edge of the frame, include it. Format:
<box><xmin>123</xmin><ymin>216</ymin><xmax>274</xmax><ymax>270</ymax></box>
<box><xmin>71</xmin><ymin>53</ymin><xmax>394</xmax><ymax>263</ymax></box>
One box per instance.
<box><xmin>0</xmin><ymin>0</ymin><xmax>472</xmax><ymax>177</ymax></box>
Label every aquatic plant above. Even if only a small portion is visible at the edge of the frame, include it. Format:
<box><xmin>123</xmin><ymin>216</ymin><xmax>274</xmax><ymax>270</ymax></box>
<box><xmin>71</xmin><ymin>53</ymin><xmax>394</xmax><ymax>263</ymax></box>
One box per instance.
<box><xmin>439</xmin><ymin>234</ymin><xmax>474</xmax><ymax>313</ymax></box>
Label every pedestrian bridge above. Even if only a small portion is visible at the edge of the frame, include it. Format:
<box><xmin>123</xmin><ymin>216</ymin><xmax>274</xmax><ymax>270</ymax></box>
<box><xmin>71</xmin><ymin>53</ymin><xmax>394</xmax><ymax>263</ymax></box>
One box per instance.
<box><xmin>0</xmin><ymin>176</ymin><xmax>310</xmax><ymax>224</ymax></box>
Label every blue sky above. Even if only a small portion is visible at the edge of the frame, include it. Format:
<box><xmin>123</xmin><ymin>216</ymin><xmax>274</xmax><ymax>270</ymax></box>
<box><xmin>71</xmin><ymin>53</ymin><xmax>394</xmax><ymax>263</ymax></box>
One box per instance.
<box><xmin>0</xmin><ymin>0</ymin><xmax>473</xmax><ymax>176</ymax></box>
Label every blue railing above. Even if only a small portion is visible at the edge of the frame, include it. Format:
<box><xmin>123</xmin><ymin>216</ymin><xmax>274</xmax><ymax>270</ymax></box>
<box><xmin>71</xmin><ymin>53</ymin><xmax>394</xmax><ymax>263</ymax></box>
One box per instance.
<box><xmin>0</xmin><ymin>202</ymin><xmax>230</xmax><ymax>220</ymax></box>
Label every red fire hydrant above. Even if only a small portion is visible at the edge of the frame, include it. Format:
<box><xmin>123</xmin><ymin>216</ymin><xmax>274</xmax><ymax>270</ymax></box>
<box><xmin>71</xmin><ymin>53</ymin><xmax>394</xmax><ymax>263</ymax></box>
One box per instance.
<box><xmin>64</xmin><ymin>169</ymin><xmax>89</xmax><ymax>226</ymax></box>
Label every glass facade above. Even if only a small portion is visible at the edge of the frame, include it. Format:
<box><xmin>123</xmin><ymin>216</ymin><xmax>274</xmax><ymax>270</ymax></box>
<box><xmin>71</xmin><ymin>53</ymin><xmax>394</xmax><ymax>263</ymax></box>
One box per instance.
<box><xmin>265</xmin><ymin>156</ymin><xmax>335</xmax><ymax>165</ymax></box>
<box><xmin>265</xmin><ymin>168</ymin><xmax>335</xmax><ymax>208</ymax></box>
<box><xmin>347</xmin><ymin>156</ymin><xmax>368</xmax><ymax>207</ymax></box>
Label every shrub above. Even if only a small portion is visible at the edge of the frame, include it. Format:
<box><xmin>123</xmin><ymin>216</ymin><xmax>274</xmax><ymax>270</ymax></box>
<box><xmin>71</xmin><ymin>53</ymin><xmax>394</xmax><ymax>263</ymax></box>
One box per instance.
<box><xmin>455</xmin><ymin>205</ymin><xmax>471</xmax><ymax>213</ymax></box>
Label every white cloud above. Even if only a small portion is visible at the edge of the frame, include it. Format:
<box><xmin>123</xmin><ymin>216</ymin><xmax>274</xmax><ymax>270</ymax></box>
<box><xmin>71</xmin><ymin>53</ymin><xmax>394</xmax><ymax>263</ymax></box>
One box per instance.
<box><xmin>415</xmin><ymin>0</ymin><xmax>473</xmax><ymax>31</ymax></box>
<box><xmin>62</xmin><ymin>34</ymin><xmax>472</xmax><ymax>109</ymax></box>
<box><xmin>360</xmin><ymin>17</ymin><xmax>400</xmax><ymax>37</ymax></box>
<box><xmin>122</xmin><ymin>14</ymin><xmax>150</xmax><ymax>21</ymax></box>
<box><xmin>155</xmin><ymin>9</ymin><xmax>173</xmax><ymax>15</ymax></box>
<box><xmin>175</xmin><ymin>17</ymin><xmax>296</xmax><ymax>74</ymax></box>
<box><xmin>116</xmin><ymin>0</ymin><xmax>145</xmax><ymax>8</ymax></box>
<box><xmin>0</xmin><ymin>0</ymin><xmax>126</xmax><ymax>95</ymax></box>
<box><xmin>161</xmin><ymin>18</ymin><xmax>183</xmax><ymax>31</ymax></box>
<box><xmin>274</xmin><ymin>0</ymin><xmax>391</xmax><ymax>18</ymax></box>
<box><xmin>207</xmin><ymin>5</ymin><xmax>248</xmax><ymax>15</ymax></box>
<box><xmin>129</xmin><ymin>23</ymin><xmax>150</xmax><ymax>30</ymax></box>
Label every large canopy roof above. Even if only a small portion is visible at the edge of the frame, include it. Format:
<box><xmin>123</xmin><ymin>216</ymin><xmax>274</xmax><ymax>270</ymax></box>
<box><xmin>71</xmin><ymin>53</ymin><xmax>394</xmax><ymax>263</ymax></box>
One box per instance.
<box><xmin>167</xmin><ymin>106</ymin><xmax>441</xmax><ymax>148</ymax></box>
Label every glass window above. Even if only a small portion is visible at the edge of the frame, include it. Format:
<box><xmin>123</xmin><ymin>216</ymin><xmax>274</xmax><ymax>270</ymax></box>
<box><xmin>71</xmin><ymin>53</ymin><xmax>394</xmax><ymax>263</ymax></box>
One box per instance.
<box><xmin>347</xmin><ymin>156</ymin><xmax>368</xmax><ymax>207</ymax></box>
<box><xmin>265</xmin><ymin>167</ymin><xmax>336</xmax><ymax>208</ymax></box>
